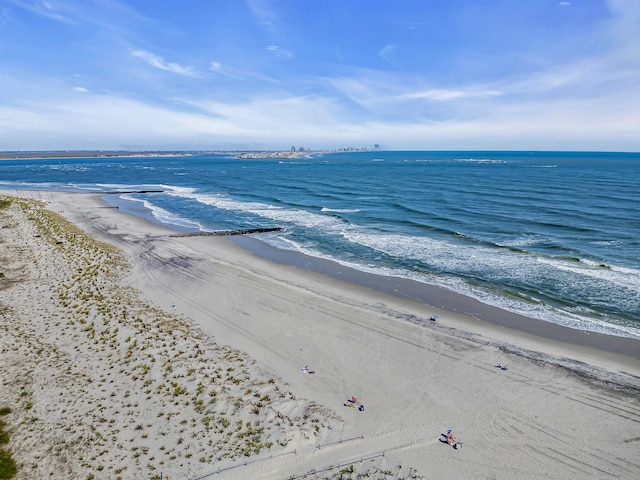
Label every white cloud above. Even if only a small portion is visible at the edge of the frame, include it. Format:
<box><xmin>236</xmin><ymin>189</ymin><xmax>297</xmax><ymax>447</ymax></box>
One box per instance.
<box><xmin>247</xmin><ymin>0</ymin><xmax>278</xmax><ymax>34</ymax></box>
<box><xmin>325</xmin><ymin>73</ymin><xmax>401</xmax><ymax>111</ymax></box>
<box><xmin>7</xmin><ymin>0</ymin><xmax>72</xmax><ymax>23</ymax></box>
<box><xmin>605</xmin><ymin>0</ymin><xmax>640</xmax><ymax>56</ymax></box>
<box><xmin>2</xmin><ymin>82</ymin><xmax>639</xmax><ymax>151</ymax></box>
<box><xmin>209</xmin><ymin>61</ymin><xmax>244</xmax><ymax>79</ymax></box>
<box><xmin>403</xmin><ymin>89</ymin><xmax>503</xmax><ymax>101</ymax></box>
<box><xmin>379</xmin><ymin>44</ymin><xmax>397</xmax><ymax>63</ymax></box>
<box><xmin>187</xmin><ymin>95</ymin><xmax>340</xmax><ymax>129</ymax></box>
<box><xmin>8</xmin><ymin>0</ymin><xmax>145</xmax><ymax>30</ymax></box>
<box><xmin>1</xmin><ymin>7</ymin><xmax>12</xmax><ymax>26</ymax></box>
<box><xmin>266</xmin><ymin>45</ymin><xmax>293</xmax><ymax>58</ymax></box>
<box><xmin>131</xmin><ymin>50</ymin><xmax>197</xmax><ymax>77</ymax></box>
<box><xmin>73</xmin><ymin>86</ymin><xmax>88</xmax><ymax>93</ymax></box>
<box><xmin>326</xmin><ymin>74</ymin><xmax>502</xmax><ymax>114</ymax></box>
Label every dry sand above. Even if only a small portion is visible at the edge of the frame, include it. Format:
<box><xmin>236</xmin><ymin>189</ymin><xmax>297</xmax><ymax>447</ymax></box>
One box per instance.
<box><xmin>1</xmin><ymin>191</ymin><xmax>639</xmax><ymax>480</ymax></box>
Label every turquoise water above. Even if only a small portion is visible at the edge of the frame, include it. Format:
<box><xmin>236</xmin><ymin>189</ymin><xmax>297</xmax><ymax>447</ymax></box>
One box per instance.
<box><xmin>2</xmin><ymin>150</ymin><xmax>639</xmax><ymax>338</ymax></box>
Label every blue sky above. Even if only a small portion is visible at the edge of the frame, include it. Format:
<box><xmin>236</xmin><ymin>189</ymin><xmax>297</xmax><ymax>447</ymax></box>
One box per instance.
<box><xmin>1</xmin><ymin>0</ymin><xmax>639</xmax><ymax>151</ymax></box>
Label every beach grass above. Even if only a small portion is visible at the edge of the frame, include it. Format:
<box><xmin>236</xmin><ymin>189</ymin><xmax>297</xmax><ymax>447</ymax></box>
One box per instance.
<box><xmin>0</xmin><ymin>196</ymin><xmax>340</xmax><ymax>479</ymax></box>
<box><xmin>0</xmin><ymin>407</ymin><xmax>16</xmax><ymax>480</ymax></box>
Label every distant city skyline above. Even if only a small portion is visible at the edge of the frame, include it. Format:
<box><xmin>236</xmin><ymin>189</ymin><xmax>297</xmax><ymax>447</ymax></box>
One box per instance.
<box><xmin>1</xmin><ymin>0</ymin><xmax>639</xmax><ymax>152</ymax></box>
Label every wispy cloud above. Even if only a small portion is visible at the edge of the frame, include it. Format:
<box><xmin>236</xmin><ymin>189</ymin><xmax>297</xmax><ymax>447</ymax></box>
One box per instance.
<box><xmin>605</xmin><ymin>0</ymin><xmax>640</xmax><ymax>58</ymax></box>
<box><xmin>131</xmin><ymin>50</ymin><xmax>197</xmax><ymax>77</ymax></box>
<box><xmin>247</xmin><ymin>0</ymin><xmax>278</xmax><ymax>34</ymax></box>
<box><xmin>1</xmin><ymin>7</ymin><xmax>12</xmax><ymax>26</ymax></box>
<box><xmin>7</xmin><ymin>0</ymin><xmax>73</xmax><ymax>23</ymax></box>
<box><xmin>379</xmin><ymin>44</ymin><xmax>397</xmax><ymax>63</ymax></box>
<box><xmin>324</xmin><ymin>76</ymin><xmax>386</xmax><ymax>112</ymax></box>
<box><xmin>327</xmin><ymin>74</ymin><xmax>502</xmax><ymax>113</ymax></box>
<box><xmin>403</xmin><ymin>89</ymin><xmax>503</xmax><ymax>101</ymax></box>
<box><xmin>209</xmin><ymin>61</ymin><xmax>244</xmax><ymax>79</ymax></box>
<box><xmin>6</xmin><ymin>0</ymin><xmax>149</xmax><ymax>41</ymax></box>
<box><xmin>266</xmin><ymin>45</ymin><xmax>293</xmax><ymax>58</ymax></box>
<box><xmin>4</xmin><ymin>86</ymin><xmax>638</xmax><ymax>151</ymax></box>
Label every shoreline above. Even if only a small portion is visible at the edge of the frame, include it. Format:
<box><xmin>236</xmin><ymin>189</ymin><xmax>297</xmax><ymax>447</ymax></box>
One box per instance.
<box><xmin>34</xmin><ymin>191</ymin><xmax>640</xmax><ymax>390</ymax></box>
<box><xmin>2</xmin><ymin>190</ymin><xmax>640</xmax><ymax>479</ymax></box>
<box><xmin>231</xmin><ymin>235</ymin><xmax>640</xmax><ymax>361</ymax></box>
<box><xmin>8</xmin><ymin>188</ymin><xmax>640</xmax><ymax>365</ymax></box>
<box><xmin>104</xmin><ymin>188</ymin><xmax>640</xmax><ymax>361</ymax></box>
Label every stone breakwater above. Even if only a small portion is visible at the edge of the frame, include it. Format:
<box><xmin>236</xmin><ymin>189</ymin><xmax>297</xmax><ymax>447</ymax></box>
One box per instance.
<box><xmin>168</xmin><ymin>227</ymin><xmax>283</xmax><ymax>237</ymax></box>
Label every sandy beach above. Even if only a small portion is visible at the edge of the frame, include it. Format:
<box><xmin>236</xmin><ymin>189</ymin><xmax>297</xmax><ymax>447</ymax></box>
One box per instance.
<box><xmin>1</xmin><ymin>191</ymin><xmax>639</xmax><ymax>480</ymax></box>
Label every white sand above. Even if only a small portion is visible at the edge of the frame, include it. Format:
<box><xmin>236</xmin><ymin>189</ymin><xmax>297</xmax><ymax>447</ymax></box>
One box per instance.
<box><xmin>1</xmin><ymin>191</ymin><xmax>639</xmax><ymax>480</ymax></box>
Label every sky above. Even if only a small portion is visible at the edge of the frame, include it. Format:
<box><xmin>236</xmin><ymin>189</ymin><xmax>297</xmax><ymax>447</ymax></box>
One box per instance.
<box><xmin>1</xmin><ymin>0</ymin><xmax>639</xmax><ymax>152</ymax></box>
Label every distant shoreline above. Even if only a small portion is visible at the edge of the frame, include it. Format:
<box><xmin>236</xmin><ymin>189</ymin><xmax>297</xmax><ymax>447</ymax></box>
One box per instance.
<box><xmin>0</xmin><ymin>151</ymin><xmax>205</xmax><ymax>160</ymax></box>
<box><xmin>0</xmin><ymin>151</ymin><xmax>311</xmax><ymax>161</ymax></box>
<box><xmin>0</xmin><ymin>148</ymin><xmax>375</xmax><ymax>160</ymax></box>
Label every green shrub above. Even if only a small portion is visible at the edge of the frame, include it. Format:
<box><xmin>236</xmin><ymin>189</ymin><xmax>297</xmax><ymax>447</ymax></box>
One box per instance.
<box><xmin>0</xmin><ymin>449</ymin><xmax>17</xmax><ymax>479</ymax></box>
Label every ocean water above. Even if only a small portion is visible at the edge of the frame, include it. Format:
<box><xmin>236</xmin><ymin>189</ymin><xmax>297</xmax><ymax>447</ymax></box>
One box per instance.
<box><xmin>2</xmin><ymin>150</ymin><xmax>639</xmax><ymax>339</ymax></box>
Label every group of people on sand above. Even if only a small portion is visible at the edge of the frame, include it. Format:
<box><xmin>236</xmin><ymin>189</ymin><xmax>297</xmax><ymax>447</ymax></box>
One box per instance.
<box><xmin>302</xmin><ymin>360</ymin><xmax>461</xmax><ymax>445</ymax></box>
<box><xmin>344</xmin><ymin>396</ymin><xmax>365</xmax><ymax>411</ymax></box>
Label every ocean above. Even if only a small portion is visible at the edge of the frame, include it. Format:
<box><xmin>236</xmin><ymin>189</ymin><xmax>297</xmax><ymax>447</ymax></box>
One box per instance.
<box><xmin>2</xmin><ymin>150</ymin><xmax>639</xmax><ymax>339</ymax></box>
